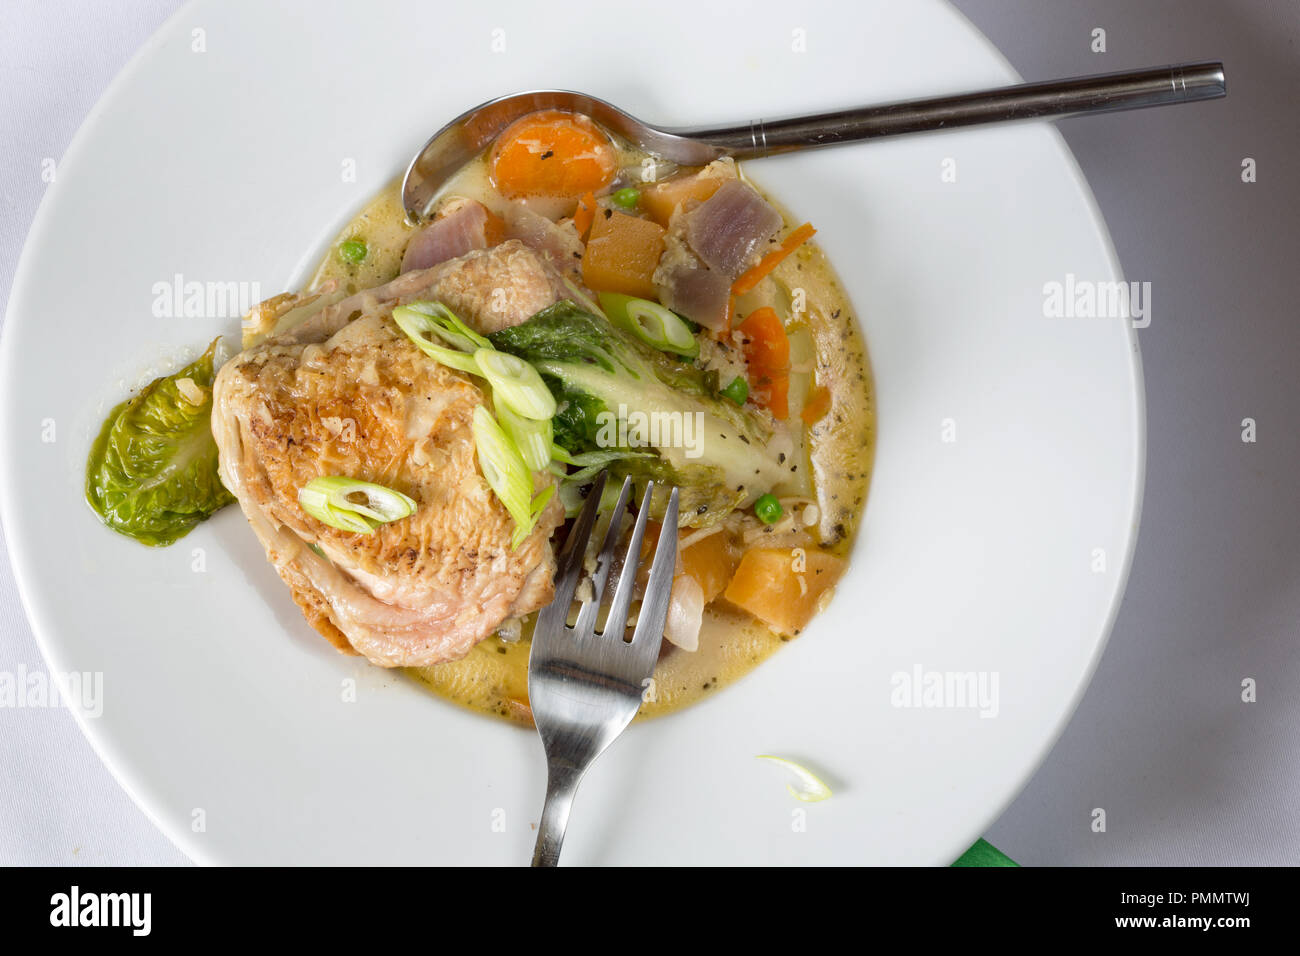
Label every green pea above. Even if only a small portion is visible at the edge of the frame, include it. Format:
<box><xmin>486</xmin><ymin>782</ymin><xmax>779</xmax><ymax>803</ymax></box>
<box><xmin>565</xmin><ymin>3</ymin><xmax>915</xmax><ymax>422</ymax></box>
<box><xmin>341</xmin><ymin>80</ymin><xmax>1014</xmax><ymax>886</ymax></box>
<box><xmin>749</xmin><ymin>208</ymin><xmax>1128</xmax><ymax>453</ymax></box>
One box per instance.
<box><xmin>754</xmin><ymin>493</ymin><xmax>783</xmax><ymax>524</ymax></box>
<box><xmin>720</xmin><ymin>376</ymin><xmax>749</xmax><ymax>405</ymax></box>
<box><xmin>611</xmin><ymin>187</ymin><xmax>641</xmax><ymax>209</ymax></box>
<box><xmin>338</xmin><ymin>238</ymin><xmax>368</xmax><ymax>264</ymax></box>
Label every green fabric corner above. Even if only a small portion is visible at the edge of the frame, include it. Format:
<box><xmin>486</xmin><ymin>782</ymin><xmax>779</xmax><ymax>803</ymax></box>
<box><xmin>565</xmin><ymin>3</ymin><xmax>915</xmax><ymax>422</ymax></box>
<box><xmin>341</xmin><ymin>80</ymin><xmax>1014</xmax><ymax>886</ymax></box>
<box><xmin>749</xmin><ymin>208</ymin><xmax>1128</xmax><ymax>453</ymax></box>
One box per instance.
<box><xmin>951</xmin><ymin>838</ymin><xmax>1019</xmax><ymax>867</ymax></box>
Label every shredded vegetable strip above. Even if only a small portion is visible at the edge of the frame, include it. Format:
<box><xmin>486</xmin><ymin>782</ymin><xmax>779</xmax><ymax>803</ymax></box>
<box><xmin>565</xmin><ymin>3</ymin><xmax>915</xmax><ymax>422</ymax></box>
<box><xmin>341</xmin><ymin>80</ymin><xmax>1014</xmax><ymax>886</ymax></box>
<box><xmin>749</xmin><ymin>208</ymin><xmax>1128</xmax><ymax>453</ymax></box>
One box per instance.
<box><xmin>732</xmin><ymin>223</ymin><xmax>817</xmax><ymax>295</ymax></box>
<box><xmin>677</xmin><ymin>523</ymin><xmax>725</xmax><ymax>551</ymax></box>
<box><xmin>573</xmin><ymin>191</ymin><xmax>597</xmax><ymax>239</ymax></box>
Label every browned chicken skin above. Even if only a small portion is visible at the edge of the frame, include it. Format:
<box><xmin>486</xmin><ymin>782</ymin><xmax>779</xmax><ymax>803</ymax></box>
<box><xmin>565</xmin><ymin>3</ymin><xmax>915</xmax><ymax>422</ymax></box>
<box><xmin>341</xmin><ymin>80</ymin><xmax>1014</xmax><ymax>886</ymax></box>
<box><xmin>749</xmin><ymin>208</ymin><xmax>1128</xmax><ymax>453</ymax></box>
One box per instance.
<box><xmin>212</xmin><ymin>243</ymin><xmax>568</xmax><ymax>666</ymax></box>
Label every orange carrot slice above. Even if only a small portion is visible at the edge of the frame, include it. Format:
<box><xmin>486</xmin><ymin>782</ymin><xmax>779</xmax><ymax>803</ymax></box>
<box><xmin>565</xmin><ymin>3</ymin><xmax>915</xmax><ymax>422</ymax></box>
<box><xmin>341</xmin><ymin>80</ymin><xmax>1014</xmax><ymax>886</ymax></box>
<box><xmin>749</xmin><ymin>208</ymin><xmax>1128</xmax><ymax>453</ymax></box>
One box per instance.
<box><xmin>489</xmin><ymin>110</ymin><xmax>618</xmax><ymax>200</ymax></box>
<box><xmin>801</xmin><ymin>384</ymin><xmax>831</xmax><ymax>425</ymax></box>
<box><xmin>737</xmin><ymin>306</ymin><xmax>791</xmax><ymax>420</ymax></box>
<box><xmin>573</xmin><ymin>191</ymin><xmax>597</xmax><ymax>240</ymax></box>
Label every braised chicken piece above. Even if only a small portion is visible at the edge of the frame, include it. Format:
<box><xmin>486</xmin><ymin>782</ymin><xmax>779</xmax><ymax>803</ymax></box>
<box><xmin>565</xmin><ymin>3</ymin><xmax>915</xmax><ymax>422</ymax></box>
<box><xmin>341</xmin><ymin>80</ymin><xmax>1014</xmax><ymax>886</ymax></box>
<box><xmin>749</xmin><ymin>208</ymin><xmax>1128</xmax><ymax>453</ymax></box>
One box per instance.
<box><xmin>211</xmin><ymin>244</ymin><xmax>567</xmax><ymax>666</ymax></box>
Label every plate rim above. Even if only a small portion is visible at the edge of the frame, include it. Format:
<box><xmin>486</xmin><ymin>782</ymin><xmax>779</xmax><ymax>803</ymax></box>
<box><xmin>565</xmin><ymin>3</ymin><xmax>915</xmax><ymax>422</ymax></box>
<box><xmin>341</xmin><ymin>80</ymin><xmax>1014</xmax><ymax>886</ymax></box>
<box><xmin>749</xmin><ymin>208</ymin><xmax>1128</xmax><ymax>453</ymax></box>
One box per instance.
<box><xmin>0</xmin><ymin>0</ymin><xmax>1146</xmax><ymax>865</ymax></box>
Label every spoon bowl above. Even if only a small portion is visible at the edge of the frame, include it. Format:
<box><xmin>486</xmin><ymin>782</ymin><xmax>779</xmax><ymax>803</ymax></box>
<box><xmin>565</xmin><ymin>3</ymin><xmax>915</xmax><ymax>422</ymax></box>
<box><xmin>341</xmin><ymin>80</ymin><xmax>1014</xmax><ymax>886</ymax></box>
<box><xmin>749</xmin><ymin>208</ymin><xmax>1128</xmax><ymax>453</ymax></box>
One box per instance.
<box><xmin>401</xmin><ymin>89</ymin><xmax>728</xmax><ymax>220</ymax></box>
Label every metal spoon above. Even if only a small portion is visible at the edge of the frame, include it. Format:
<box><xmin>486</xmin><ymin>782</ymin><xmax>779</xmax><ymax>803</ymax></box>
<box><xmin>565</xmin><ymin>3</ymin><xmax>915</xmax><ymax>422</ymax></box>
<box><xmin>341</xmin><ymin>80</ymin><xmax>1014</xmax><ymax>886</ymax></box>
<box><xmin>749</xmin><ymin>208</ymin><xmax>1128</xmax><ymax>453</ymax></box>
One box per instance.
<box><xmin>402</xmin><ymin>61</ymin><xmax>1225</xmax><ymax>220</ymax></box>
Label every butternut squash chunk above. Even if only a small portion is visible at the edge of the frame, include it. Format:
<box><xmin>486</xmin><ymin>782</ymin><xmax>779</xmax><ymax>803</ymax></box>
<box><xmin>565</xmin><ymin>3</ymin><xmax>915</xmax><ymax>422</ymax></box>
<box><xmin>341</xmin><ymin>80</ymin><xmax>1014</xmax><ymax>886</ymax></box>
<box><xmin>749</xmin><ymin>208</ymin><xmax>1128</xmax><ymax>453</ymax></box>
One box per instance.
<box><xmin>581</xmin><ymin>210</ymin><xmax>666</xmax><ymax>299</ymax></box>
<box><xmin>723</xmin><ymin>546</ymin><xmax>845</xmax><ymax>636</ymax></box>
<box><xmin>681</xmin><ymin>531</ymin><xmax>738</xmax><ymax>604</ymax></box>
<box><xmin>642</xmin><ymin>173</ymin><xmax>726</xmax><ymax>227</ymax></box>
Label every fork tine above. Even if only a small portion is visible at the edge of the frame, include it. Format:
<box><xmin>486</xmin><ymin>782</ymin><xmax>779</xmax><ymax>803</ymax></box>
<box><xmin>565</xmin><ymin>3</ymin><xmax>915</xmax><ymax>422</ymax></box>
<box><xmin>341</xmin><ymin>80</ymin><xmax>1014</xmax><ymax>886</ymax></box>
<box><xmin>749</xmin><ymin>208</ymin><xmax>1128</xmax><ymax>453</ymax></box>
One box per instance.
<box><xmin>601</xmin><ymin>480</ymin><xmax>654</xmax><ymax>640</ymax></box>
<box><xmin>632</xmin><ymin>486</ymin><xmax>679</xmax><ymax>652</ymax></box>
<box><xmin>572</xmin><ymin>476</ymin><xmax>633</xmax><ymax>639</ymax></box>
<box><xmin>535</xmin><ymin>469</ymin><xmax>607</xmax><ymax>632</ymax></box>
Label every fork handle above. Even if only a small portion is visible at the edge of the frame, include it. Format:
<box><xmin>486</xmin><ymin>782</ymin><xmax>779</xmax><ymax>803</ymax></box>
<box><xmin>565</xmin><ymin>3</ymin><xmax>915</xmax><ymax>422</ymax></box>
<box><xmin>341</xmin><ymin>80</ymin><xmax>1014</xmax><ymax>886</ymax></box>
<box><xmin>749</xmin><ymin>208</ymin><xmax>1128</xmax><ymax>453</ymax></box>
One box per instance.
<box><xmin>532</xmin><ymin>762</ymin><xmax>584</xmax><ymax>867</ymax></box>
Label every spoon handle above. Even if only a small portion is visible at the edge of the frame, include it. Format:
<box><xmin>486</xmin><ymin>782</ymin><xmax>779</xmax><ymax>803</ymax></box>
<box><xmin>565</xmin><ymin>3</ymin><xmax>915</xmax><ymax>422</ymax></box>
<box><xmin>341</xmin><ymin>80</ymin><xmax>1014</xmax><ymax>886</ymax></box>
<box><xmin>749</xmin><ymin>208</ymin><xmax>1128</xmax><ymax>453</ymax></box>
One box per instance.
<box><xmin>671</xmin><ymin>61</ymin><xmax>1225</xmax><ymax>158</ymax></box>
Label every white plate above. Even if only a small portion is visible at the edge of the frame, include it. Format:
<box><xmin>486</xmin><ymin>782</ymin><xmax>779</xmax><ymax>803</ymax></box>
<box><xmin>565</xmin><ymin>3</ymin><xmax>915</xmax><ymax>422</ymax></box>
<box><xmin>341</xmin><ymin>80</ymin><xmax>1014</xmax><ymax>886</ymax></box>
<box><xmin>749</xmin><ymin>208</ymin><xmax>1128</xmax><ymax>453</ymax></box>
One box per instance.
<box><xmin>0</xmin><ymin>0</ymin><xmax>1142</xmax><ymax>865</ymax></box>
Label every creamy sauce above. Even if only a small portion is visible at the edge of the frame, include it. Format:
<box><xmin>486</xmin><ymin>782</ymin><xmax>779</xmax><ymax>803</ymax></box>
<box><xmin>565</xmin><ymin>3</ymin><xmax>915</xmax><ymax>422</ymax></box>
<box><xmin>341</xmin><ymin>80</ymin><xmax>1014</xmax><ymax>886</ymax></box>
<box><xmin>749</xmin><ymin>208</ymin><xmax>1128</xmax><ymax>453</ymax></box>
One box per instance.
<box><xmin>311</xmin><ymin>186</ymin><xmax>414</xmax><ymax>293</ymax></box>
<box><xmin>308</xmin><ymin>147</ymin><xmax>875</xmax><ymax>725</ymax></box>
<box><xmin>412</xmin><ymin>603</ymin><xmax>788</xmax><ymax>722</ymax></box>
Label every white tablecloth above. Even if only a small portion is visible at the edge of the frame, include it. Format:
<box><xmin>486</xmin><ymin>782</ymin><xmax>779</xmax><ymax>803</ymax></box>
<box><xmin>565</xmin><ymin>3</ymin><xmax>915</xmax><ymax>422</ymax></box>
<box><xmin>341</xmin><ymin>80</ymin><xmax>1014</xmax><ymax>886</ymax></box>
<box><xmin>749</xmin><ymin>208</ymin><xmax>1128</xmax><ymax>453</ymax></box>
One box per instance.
<box><xmin>2</xmin><ymin>0</ymin><xmax>1297</xmax><ymax>865</ymax></box>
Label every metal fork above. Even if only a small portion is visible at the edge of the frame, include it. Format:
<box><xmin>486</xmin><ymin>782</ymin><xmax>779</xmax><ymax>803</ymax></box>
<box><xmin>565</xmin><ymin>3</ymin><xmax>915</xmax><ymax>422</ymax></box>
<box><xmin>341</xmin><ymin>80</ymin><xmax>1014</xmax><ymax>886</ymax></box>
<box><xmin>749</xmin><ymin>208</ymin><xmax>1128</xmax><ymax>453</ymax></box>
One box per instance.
<box><xmin>527</xmin><ymin>472</ymin><xmax>680</xmax><ymax>867</ymax></box>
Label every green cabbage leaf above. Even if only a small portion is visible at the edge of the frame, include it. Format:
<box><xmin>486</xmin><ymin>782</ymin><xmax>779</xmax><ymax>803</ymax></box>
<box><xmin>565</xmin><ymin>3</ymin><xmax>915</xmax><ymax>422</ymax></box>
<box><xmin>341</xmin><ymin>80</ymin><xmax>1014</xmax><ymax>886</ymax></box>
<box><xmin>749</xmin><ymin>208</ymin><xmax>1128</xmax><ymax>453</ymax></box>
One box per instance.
<box><xmin>85</xmin><ymin>339</ymin><xmax>234</xmax><ymax>546</ymax></box>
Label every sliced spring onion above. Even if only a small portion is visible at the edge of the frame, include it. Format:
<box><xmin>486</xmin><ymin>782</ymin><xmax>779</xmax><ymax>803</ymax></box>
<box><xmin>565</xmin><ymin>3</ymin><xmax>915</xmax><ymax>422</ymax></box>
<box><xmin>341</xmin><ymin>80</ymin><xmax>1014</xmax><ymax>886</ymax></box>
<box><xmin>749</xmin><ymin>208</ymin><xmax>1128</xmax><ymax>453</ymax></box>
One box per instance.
<box><xmin>298</xmin><ymin>476</ymin><xmax>418</xmax><ymax>535</ymax></box>
<box><xmin>475</xmin><ymin>348</ymin><xmax>556</xmax><ymax>420</ymax></box>
<box><xmin>392</xmin><ymin>305</ymin><xmax>481</xmax><ymax>374</ymax></box>
<box><xmin>598</xmin><ymin>292</ymin><xmax>699</xmax><ymax>358</ymax></box>
<box><xmin>756</xmin><ymin>755</ymin><xmax>833</xmax><ymax>803</ymax></box>
<box><xmin>473</xmin><ymin>406</ymin><xmax>543</xmax><ymax>549</ymax></box>
<box><xmin>515</xmin><ymin>485</ymin><xmax>555</xmax><ymax>549</ymax></box>
<box><xmin>495</xmin><ymin>394</ymin><xmax>553</xmax><ymax>472</ymax></box>
<box><xmin>720</xmin><ymin>375</ymin><xmax>749</xmax><ymax>405</ymax></box>
<box><xmin>404</xmin><ymin>300</ymin><xmax>492</xmax><ymax>350</ymax></box>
